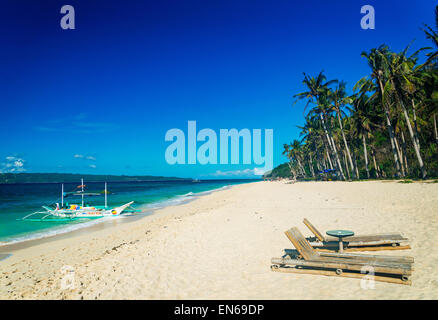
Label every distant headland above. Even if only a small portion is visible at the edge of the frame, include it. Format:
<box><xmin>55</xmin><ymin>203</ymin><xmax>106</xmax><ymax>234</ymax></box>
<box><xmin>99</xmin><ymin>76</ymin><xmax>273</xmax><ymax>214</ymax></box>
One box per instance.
<box><xmin>0</xmin><ymin>173</ymin><xmax>191</xmax><ymax>184</ymax></box>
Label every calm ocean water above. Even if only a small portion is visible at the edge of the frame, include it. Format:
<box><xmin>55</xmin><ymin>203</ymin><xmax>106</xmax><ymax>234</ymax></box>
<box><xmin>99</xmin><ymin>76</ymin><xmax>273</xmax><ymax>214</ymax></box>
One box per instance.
<box><xmin>0</xmin><ymin>179</ymin><xmax>256</xmax><ymax>245</ymax></box>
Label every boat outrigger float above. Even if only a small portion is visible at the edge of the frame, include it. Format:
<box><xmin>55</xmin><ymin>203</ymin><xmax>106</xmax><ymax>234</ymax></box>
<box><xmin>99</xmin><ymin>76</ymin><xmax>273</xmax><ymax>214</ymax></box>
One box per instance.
<box><xmin>20</xmin><ymin>179</ymin><xmax>138</xmax><ymax>222</ymax></box>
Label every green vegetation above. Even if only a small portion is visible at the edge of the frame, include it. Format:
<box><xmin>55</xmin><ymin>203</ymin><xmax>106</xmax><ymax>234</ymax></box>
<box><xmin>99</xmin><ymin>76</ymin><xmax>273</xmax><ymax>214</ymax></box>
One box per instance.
<box><xmin>0</xmin><ymin>173</ymin><xmax>190</xmax><ymax>184</ymax></box>
<box><xmin>265</xmin><ymin>163</ymin><xmax>293</xmax><ymax>178</ymax></box>
<box><xmin>399</xmin><ymin>180</ymin><xmax>414</xmax><ymax>184</ymax></box>
<box><xmin>270</xmin><ymin>6</ymin><xmax>438</xmax><ymax>181</ymax></box>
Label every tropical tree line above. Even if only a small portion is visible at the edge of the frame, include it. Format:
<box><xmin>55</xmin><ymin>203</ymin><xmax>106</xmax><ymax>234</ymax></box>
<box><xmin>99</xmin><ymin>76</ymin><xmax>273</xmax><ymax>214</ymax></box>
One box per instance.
<box><xmin>281</xmin><ymin>7</ymin><xmax>438</xmax><ymax>181</ymax></box>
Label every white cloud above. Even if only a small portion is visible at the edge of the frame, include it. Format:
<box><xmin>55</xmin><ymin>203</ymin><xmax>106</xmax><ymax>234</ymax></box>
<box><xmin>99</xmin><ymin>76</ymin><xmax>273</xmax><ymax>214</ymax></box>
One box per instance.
<box><xmin>74</xmin><ymin>154</ymin><xmax>96</xmax><ymax>161</ymax></box>
<box><xmin>73</xmin><ymin>154</ymin><xmax>97</xmax><ymax>169</ymax></box>
<box><xmin>0</xmin><ymin>156</ymin><xmax>26</xmax><ymax>173</ymax></box>
<box><xmin>210</xmin><ymin>167</ymin><xmax>267</xmax><ymax>177</ymax></box>
<box><xmin>253</xmin><ymin>167</ymin><xmax>269</xmax><ymax>176</ymax></box>
<box><xmin>14</xmin><ymin>160</ymin><xmax>24</xmax><ymax>168</ymax></box>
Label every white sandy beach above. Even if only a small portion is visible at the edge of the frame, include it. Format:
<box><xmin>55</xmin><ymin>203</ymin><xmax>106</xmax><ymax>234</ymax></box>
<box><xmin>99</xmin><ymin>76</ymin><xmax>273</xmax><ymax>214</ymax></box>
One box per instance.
<box><xmin>1</xmin><ymin>180</ymin><xmax>438</xmax><ymax>299</ymax></box>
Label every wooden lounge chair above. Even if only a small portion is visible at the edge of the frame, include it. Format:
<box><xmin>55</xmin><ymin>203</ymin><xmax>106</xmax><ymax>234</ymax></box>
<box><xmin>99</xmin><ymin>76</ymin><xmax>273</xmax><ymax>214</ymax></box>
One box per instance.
<box><xmin>271</xmin><ymin>227</ymin><xmax>414</xmax><ymax>285</ymax></box>
<box><xmin>303</xmin><ymin>218</ymin><xmax>410</xmax><ymax>252</ymax></box>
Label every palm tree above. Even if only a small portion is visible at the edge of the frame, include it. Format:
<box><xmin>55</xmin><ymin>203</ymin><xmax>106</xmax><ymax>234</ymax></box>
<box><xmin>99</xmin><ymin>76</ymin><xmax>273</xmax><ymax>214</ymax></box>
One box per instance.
<box><xmin>381</xmin><ymin>46</ymin><xmax>428</xmax><ymax>178</ymax></box>
<box><xmin>283</xmin><ymin>141</ymin><xmax>308</xmax><ymax>179</ymax></box>
<box><xmin>328</xmin><ymin>81</ymin><xmax>357</xmax><ymax>178</ymax></box>
<box><xmin>277</xmin><ymin>9</ymin><xmax>438</xmax><ymax>182</ymax></box>
<box><xmin>421</xmin><ymin>5</ymin><xmax>438</xmax><ymax>148</ymax></box>
<box><xmin>294</xmin><ymin>72</ymin><xmax>346</xmax><ymax>180</ymax></box>
<box><xmin>282</xmin><ymin>144</ymin><xmax>297</xmax><ymax>180</ymax></box>
<box><xmin>420</xmin><ymin>66</ymin><xmax>438</xmax><ymax>146</ymax></box>
<box><xmin>422</xmin><ymin>5</ymin><xmax>438</xmax><ymax>58</ymax></box>
<box><xmin>298</xmin><ymin>119</ymin><xmax>321</xmax><ymax>178</ymax></box>
<box><xmin>360</xmin><ymin>46</ymin><xmax>403</xmax><ymax>177</ymax></box>
<box><xmin>350</xmin><ymin>95</ymin><xmax>371</xmax><ymax>178</ymax></box>
<box><xmin>290</xmin><ymin>140</ymin><xmax>307</xmax><ymax>177</ymax></box>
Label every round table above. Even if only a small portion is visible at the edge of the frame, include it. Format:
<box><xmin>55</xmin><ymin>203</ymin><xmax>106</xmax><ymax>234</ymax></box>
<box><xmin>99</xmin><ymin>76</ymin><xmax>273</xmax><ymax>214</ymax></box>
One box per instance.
<box><xmin>326</xmin><ymin>230</ymin><xmax>354</xmax><ymax>253</ymax></box>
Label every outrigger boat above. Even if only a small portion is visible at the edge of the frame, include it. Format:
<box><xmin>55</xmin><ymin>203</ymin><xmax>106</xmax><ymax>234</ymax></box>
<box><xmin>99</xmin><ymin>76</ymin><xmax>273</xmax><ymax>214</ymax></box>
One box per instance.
<box><xmin>20</xmin><ymin>179</ymin><xmax>138</xmax><ymax>222</ymax></box>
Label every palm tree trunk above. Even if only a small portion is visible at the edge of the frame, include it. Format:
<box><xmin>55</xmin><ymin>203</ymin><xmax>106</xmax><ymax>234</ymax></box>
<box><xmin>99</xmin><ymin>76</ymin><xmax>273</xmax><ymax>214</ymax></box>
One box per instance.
<box><xmin>319</xmin><ymin>113</ymin><xmax>345</xmax><ymax>180</ymax></box>
<box><xmin>320</xmin><ymin>114</ymin><xmax>338</xmax><ymax>165</ymax></box>
<box><xmin>394</xmin><ymin>135</ymin><xmax>406</xmax><ymax>177</ymax></box>
<box><xmin>318</xmin><ymin>153</ymin><xmax>324</xmax><ymax>172</ymax></box>
<box><xmin>343</xmin><ymin>151</ymin><xmax>351</xmax><ymax>180</ymax></box>
<box><xmin>353</xmin><ymin>152</ymin><xmax>360</xmax><ymax>179</ymax></box>
<box><xmin>434</xmin><ymin>113</ymin><xmax>438</xmax><ymax>145</ymax></box>
<box><xmin>309</xmin><ymin>153</ymin><xmax>315</xmax><ymax>177</ymax></box>
<box><xmin>326</xmin><ymin>130</ymin><xmax>345</xmax><ymax>180</ymax></box>
<box><xmin>371</xmin><ymin>149</ymin><xmax>380</xmax><ymax>178</ymax></box>
<box><xmin>330</xmin><ymin>135</ymin><xmax>346</xmax><ymax>180</ymax></box>
<box><xmin>297</xmin><ymin>158</ymin><xmax>306</xmax><ymax>177</ymax></box>
<box><xmin>288</xmin><ymin>162</ymin><xmax>297</xmax><ymax>181</ymax></box>
<box><xmin>325</xmin><ymin>149</ymin><xmax>333</xmax><ymax>169</ymax></box>
<box><xmin>378</xmin><ymin>80</ymin><xmax>402</xmax><ymax>177</ymax></box>
<box><xmin>411</xmin><ymin>99</ymin><xmax>421</xmax><ymax>148</ymax></box>
<box><xmin>400</xmin><ymin>131</ymin><xmax>410</xmax><ymax>176</ymax></box>
<box><xmin>394</xmin><ymin>89</ymin><xmax>426</xmax><ymax>178</ymax></box>
<box><xmin>337</xmin><ymin>112</ymin><xmax>356</xmax><ymax>178</ymax></box>
<box><xmin>322</xmin><ymin>159</ymin><xmax>326</xmax><ymax>170</ymax></box>
<box><xmin>362</xmin><ymin>134</ymin><xmax>370</xmax><ymax>179</ymax></box>
<box><xmin>308</xmin><ymin>159</ymin><xmax>315</xmax><ymax>177</ymax></box>
<box><xmin>387</xmin><ymin>121</ymin><xmax>403</xmax><ymax>178</ymax></box>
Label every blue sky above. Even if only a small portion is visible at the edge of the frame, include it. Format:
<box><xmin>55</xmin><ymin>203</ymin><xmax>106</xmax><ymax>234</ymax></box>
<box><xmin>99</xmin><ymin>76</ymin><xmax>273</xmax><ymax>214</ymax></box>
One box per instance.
<box><xmin>0</xmin><ymin>0</ymin><xmax>436</xmax><ymax>178</ymax></box>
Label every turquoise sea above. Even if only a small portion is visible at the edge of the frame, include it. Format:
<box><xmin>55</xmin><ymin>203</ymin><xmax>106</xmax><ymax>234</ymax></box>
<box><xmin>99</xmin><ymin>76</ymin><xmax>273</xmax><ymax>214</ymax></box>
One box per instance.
<box><xmin>0</xmin><ymin>179</ymin><xmax>256</xmax><ymax>245</ymax></box>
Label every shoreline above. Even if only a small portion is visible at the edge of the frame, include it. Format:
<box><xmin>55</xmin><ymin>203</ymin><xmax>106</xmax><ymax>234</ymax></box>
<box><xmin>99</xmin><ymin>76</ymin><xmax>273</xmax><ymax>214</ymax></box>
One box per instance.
<box><xmin>0</xmin><ymin>184</ymin><xmax>234</xmax><ymax>256</ymax></box>
<box><xmin>1</xmin><ymin>180</ymin><xmax>437</xmax><ymax>299</ymax></box>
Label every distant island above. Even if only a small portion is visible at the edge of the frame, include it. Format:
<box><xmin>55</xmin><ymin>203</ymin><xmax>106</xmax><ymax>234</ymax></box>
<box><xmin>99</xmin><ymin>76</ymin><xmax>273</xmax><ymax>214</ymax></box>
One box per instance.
<box><xmin>263</xmin><ymin>163</ymin><xmax>291</xmax><ymax>179</ymax></box>
<box><xmin>0</xmin><ymin>173</ymin><xmax>191</xmax><ymax>184</ymax></box>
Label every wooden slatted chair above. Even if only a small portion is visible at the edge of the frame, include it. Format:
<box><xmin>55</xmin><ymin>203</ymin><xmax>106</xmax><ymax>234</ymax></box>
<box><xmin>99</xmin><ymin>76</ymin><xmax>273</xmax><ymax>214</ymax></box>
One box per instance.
<box><xmin>303</xmin><ymin>218</ymin><xmax>410</xmax><ymax>252</ymax></box>
<box><xmin>271</xmin><ymin>227</ymin><xmax>414</xmax><ymax>285</ymax></box>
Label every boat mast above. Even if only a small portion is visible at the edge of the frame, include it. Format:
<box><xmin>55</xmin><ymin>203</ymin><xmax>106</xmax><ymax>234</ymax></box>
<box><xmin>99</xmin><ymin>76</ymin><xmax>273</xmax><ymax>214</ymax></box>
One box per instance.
<box><xmin>105</xmin><ymin>182</ymin><xmax>107</xmax><ymax>208</ymax></box>
<box><xmin>81</xmin><ymin>178</ymin><xmax>84</xmax><ymax>207</ymax></box>
<box><xmin>61</xmin><ymin>183</ymin><xmax>64</xmax><ymax>208</ymax></box>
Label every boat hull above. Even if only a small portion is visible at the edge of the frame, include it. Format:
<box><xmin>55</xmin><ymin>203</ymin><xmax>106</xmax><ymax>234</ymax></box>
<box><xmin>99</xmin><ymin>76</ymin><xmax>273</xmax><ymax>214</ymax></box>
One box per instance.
<box><xmin>21</xmin><ymin>201</ymin><xmax>135</xmax><ymax>221</ymax></box>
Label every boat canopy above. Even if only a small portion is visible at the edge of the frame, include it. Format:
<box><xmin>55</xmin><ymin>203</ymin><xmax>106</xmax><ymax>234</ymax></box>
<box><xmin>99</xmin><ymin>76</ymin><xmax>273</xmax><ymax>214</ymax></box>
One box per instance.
<box><xmin>63</xmin><ymin>191</ymin><xmax>102</xmax><ymax>197</ymax></box>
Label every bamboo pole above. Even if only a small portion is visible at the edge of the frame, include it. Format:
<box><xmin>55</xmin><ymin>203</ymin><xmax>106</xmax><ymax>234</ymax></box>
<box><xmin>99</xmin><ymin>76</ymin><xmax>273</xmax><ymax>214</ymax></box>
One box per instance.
<box><xmin>271</xmin><ymin>265</ymin><xmax>411</xmax><ymax>285</ymax></box>
<box><xmin>314</xmin><ymin>245</ymin><xmax>411</xmax><ymax>252</ymax></box>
